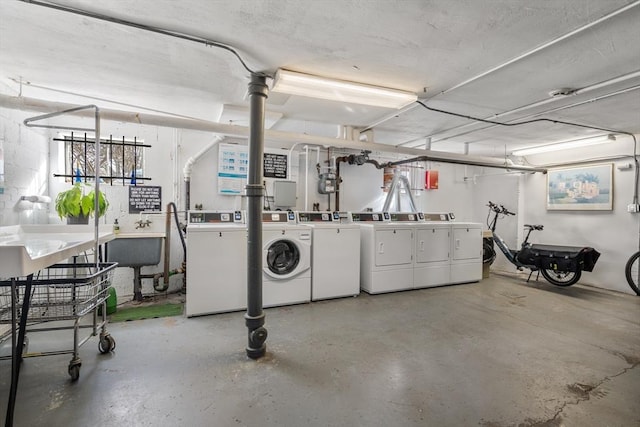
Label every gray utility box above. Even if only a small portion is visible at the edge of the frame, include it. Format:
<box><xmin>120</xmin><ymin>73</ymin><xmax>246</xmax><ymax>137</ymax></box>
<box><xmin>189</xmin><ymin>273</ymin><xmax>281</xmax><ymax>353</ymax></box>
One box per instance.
<box><xmin>273</xmin><ymin>180</ymin><xmax>297</xmax><ymax>208</ymax></box>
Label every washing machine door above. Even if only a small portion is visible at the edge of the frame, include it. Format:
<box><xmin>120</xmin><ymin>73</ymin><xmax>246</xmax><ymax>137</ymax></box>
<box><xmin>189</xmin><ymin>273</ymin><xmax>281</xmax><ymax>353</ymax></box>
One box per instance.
<box><xmin>265</xmin><ymin>239</ymin><xmax>300</xmax><ymax>278</ymax></box>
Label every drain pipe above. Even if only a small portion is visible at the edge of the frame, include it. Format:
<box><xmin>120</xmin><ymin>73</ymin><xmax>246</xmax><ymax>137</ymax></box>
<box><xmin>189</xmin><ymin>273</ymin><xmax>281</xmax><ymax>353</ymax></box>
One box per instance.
<box><xmin>245</xmin><ymin>74</ymin><xmax>268</xmax><ymax>360</ymax></box>
<box><xmin>183</xmin><ymin>135</ymin><xmax>225</xmax><ymax>219</ymax></box>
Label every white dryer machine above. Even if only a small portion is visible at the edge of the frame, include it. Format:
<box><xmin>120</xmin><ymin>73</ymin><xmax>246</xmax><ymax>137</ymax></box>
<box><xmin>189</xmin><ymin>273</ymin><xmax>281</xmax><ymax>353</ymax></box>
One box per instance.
<box><xmin>353</xmin><ymin>212</ymin><xmax>417</xmax><ymax>294</ymax></box>
<box><xmin>297</xmin><ymin>211</ymin><xmax>360</xmax><ymax>301</ymax></box>
<box><xmin>185</xmin><ymin>210</ymin><xmax>247</xmax><ymax>317</ymax></box>
<box><xmin>262</xmin><ymin>211</ymin><xmax>312</xmax><ymax>307</ymax></box>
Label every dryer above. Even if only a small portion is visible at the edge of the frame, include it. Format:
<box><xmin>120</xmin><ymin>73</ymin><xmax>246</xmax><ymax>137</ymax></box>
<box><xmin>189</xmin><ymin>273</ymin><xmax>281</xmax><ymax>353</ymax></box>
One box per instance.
<box><xmin>414</xmin><ymin>212</ymin><xmax>452</xmax><ymax>289</ymax></box>
<box><xmin>186</xmin><ymin>210</ymin><xmax>247</xmax><ymax>317</ymax></box>
<box><xmin>450</xmin><ymin>221</ymin><xmax>483</xmax><ymax>284</ymax></box>
<box><xmin>297</xmin><ymin>211</ymin><xmax>360</xmax><ymax>301</ymax></box>
<box><xmin>262</xmin><ymin>211</ymin><xmax>312</xmax><ymax>307</ymax></box>
<box><xmin>353</xmin><ymin>212</ymin><xmax>416</xmax><ymax>294</ymax></box>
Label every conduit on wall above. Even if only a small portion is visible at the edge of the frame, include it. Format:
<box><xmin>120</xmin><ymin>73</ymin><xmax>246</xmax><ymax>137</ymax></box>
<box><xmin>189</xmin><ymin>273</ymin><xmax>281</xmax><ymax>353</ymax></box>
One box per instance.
<box><xmin>183</xmin><ymin>134</ymin><xmax>225</xmax><ymax>219</ymax></box>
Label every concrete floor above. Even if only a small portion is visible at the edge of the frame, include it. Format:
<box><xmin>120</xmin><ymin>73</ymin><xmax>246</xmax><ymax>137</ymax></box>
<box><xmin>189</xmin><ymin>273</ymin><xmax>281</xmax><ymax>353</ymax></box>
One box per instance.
<box><xmin>1</xmin><ymin>273</ymin><xmax>639</xmax><ymax>426</ymax></box>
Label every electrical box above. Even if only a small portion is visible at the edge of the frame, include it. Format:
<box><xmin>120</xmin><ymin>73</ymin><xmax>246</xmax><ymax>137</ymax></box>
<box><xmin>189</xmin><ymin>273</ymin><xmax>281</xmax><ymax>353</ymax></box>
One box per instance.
<box><xmin>425</xmin><ymin>170</ymin><xmax>439</xmax><ymax>190</ymax></box>
<box><xmin>273</xmin><ymin>180</ymin><xmax>297</xmax><ymax>208</ymax></box>
<box><xmin>318</xmin><ymin>173</ymin><xmax>337</xmax><ymax>194</ymax></box>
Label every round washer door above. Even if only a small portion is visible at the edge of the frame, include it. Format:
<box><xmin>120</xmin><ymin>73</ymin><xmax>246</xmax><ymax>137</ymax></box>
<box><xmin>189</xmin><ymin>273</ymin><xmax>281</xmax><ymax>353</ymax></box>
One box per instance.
<box><xmin>266</xmin><ymin>239</ymin><xmax>300</xmax><ymax>276</ymax></box>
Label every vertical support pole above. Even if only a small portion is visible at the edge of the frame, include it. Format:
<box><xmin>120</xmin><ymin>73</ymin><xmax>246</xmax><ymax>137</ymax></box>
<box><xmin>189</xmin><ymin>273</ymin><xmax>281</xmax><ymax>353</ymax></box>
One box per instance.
<box><xmin>94</xmin><ymin>108</ymin><xmax>101</xmax><ymax>270</ymax></box>
<box><xmin>245</xmin><ymin>74</ymin><xmax>268</xmax><ymax>359</ymax></box>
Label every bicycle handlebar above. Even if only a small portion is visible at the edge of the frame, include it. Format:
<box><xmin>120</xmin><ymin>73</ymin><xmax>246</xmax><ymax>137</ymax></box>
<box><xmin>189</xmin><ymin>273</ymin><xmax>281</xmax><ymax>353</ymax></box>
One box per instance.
<box><xmin>487</xmin><ymin>201</ymin><xmax>515</xmax><ymax>216</ymax></box>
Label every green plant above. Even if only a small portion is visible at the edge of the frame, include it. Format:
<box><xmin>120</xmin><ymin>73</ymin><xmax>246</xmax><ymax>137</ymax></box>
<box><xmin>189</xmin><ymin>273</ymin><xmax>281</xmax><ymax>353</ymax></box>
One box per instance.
<box><xmin>54</xmin><ymin>183</ymin><xmax>109</xmax><ymax>219</ymax></box>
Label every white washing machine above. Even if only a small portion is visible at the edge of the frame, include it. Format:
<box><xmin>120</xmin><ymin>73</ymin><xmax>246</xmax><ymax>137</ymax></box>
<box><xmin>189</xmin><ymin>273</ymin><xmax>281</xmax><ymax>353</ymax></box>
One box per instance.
<box><xmin>262</xmin><ymin>211</ymin><xmax>312</xmax><ymax>307</ymax></box>
<box><xmin>353</xmin><ymin>212</ymin><xmax>416</xmax><ymax>294</ymax></box>
<box><xmin>296</xmin><ymin>211</ymin><xmax>360</xmax><ymax>301</ymax></box>
<box><xmin>414</xmin><ymin>212</ymin><xmax>453</xmax><ymax>289</ymax></box>
<box><xmin>185</xmin><ymin>210</ymin><xmax>247</xmax><ymax>317</ymax></box>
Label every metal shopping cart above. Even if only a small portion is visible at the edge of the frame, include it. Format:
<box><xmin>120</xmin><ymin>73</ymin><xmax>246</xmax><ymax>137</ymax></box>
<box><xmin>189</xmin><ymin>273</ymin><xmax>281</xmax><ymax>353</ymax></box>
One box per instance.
<box><xmin>0</xmin><ymin>262</ymin><xmax>117</xmax><ymax>380</ymax></box>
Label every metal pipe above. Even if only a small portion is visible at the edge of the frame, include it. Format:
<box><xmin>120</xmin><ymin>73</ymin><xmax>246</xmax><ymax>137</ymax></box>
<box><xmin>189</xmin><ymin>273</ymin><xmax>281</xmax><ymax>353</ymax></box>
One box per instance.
<box><xmin>245</xmin><ymin>74</ymin><xmax>268</xmax><ymax>360</ymax></box>
<box><xmin>23</xmin><ymin>104</ymin><xmax>102</xmax><ymax>269</ymax></box>
<box><xmin>163</xmin><ymin>203</ymin><xmax>171</xmax><ymax>288</ymax></box>
<box><xmin>304</xmin><ymin>145</ymin><xmax>309</xmax><ymax>210</ymax></box>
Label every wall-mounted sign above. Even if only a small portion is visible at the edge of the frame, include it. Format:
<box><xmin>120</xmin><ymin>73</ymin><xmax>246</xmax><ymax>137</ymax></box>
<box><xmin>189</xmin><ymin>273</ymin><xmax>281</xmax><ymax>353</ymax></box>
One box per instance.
<box><xmin>129</xmin><ymin>185</ymin><xmax>162</xmax><ymax>213</ymax></box>
<box><xmin>263</xmin><ymin>153</ymin><xmax>287</xmax><ymax>179</ymax></box>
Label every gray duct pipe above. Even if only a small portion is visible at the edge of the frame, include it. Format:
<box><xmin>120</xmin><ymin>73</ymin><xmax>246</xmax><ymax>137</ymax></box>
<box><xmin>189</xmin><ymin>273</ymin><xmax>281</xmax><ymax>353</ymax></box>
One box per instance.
<box><xmin>245</xmin><ymin>74</ymin><xmax>268</xmax><ymax>360</ymax></box>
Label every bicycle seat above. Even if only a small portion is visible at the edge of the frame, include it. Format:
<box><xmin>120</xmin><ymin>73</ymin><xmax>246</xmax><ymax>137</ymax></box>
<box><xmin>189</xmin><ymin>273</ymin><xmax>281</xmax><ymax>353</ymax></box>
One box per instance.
<box><xmin>524</xmin><ymin>224</ymin><xmax>544</xmax><ymax>230</ymax></box>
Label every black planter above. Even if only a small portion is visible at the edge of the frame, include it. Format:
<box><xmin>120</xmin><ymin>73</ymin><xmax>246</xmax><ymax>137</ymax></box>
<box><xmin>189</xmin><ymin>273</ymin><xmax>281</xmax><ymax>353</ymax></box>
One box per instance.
<box><xmin>66</xmin><ymin>214</ymin><xmax>89</xmax><ymax>225</ymax></box>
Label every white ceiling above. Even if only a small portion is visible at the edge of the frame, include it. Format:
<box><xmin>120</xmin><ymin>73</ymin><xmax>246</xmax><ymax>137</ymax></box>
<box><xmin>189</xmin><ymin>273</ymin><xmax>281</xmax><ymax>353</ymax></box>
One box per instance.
<box><xmin>1</xmin><ymin>0</ymin><xmax>639</xmax><ymax>158</ymax></box>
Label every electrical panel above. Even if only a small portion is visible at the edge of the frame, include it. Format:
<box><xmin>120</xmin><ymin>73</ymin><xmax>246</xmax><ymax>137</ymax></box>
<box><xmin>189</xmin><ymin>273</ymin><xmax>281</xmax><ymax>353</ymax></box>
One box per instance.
<box><xmin>318</xmin><ymin>172</ymin><xmax>337</xmax><ymax>194</ymax></box>
<box><xmin>273</xmin><ymin>180</ymin><xmax>297</xmax><ymax>208</ymax></box>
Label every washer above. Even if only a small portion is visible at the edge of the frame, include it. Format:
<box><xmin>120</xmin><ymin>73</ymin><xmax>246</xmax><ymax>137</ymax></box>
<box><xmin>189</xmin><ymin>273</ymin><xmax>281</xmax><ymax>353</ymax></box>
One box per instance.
<box><xmin>262</xmin><ymin>211</ymin><xmax>312</xmax><ymax>307</ymax></box>
<box><xmin>297</xmin><ymin>211</ymin><xmax>360</xmax><ymax>301</ymax></box>
<box><xmin>352</xmin><ymin>212</ymin><xmax>416</xmax><ymax>294</ymax></box>
<box><xmin>185</xmin><ymin>210</ymin><xmax>247</xmax><ymax>317</ymax></box>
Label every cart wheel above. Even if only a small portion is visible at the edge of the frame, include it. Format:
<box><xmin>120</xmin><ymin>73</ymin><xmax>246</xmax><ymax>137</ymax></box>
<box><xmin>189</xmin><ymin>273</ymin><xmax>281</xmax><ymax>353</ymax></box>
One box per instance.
<box><xmin>22</xmin><ymin>336</ymin><xmax>29</xmax><ymax>356</ymax></box>
<box><xmin>68</xmin><ymin>363</ymin><xmax>81</xmax><ymax>381</ymax></box>
<box><xmin>98</xmin><ymin>334</ymin><xmax>116</xmax><ymax>354</ymax></box>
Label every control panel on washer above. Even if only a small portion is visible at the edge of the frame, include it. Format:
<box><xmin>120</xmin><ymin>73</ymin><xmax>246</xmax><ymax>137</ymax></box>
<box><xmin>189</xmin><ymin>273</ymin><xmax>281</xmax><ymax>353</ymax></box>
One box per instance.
<box><xmin>188</xmin><ymin>210</ymin><xmax>244</xmax><ymax>224</ymax></box>
<box><xmin>297</xmin><ymin>212</ymin><xmax>335</xmax><ymax>223</ymax></box>
<box><xmin>262</xmin><ymin>211</ymin><xmax>297</xmax><ymax>223</ymax></box>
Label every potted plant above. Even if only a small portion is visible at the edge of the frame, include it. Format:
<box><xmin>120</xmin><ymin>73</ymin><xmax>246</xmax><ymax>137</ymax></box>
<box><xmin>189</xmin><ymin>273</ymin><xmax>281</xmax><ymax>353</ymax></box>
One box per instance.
<box><xmin>54</xmin><ymin>182</ymin><xmax>109</xmax><ymax>224</ymax></box>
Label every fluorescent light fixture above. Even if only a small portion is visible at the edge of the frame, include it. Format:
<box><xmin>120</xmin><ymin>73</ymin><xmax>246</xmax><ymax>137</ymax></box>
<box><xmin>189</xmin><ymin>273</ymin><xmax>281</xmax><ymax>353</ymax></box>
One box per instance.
<box><xmin>271</xmin><ymin>69</ymin><xmax>417</xmax><ymax>109</ymax></box>
<box><xmin>511</xmin><ymin>134</ymin><xmax>616</xmax><ymax>156</ymax></box>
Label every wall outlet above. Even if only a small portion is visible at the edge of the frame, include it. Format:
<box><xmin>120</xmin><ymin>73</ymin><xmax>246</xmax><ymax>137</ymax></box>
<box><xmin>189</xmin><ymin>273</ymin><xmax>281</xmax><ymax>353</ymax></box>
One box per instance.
<box><xmin>628</xmin><ymin>203</ymin><xmax>640</xmax><ymax>213</ymax></box>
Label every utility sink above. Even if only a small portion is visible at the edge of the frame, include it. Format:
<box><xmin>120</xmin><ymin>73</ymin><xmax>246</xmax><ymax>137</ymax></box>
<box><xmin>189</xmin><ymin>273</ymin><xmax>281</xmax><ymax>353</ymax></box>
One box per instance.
<box><xmin>106</xmin><ymin>233</ymin><xmax>165</xmax><ymax>267</ymax></box>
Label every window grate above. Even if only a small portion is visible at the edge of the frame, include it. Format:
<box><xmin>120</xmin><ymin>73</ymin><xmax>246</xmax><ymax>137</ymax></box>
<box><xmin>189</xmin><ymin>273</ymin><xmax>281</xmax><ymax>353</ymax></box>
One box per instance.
<box><xmin>54</xmin><ymin>133</ymin><xmax>152</xmax><ymax>185</ymax></box>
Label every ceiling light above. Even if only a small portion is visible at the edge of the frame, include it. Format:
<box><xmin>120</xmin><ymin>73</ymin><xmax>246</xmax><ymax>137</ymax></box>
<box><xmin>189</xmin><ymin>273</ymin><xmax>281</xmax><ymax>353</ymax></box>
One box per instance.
<box><xmin>271</xmin><ymin>69</ymin><xmax>417</xmax><ymax>109</ymax></box>
<box><xmin>511</xmin><ymin>134</ymin><xmax>616</xmax><ymax>156</ymax></box>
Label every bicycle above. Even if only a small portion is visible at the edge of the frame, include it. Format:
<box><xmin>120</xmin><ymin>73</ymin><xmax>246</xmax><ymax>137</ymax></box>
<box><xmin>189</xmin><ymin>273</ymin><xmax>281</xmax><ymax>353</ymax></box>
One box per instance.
<box><xmin>486</xmin><ymin>201</ymin><xmax>601</xmax><ymax>287</ymax></box>
<box><xmin>624</xmin><ymin>251</ymin><xmax>640</xmax><ymax>295</ymax></box>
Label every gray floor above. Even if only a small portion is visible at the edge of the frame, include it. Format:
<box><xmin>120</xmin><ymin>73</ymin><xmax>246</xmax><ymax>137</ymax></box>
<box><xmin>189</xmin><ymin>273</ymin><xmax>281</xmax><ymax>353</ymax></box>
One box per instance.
<box><xmin>1</xmin><ymin>273</ymin><xmax>639</xmax><ymax>427</ymax></box>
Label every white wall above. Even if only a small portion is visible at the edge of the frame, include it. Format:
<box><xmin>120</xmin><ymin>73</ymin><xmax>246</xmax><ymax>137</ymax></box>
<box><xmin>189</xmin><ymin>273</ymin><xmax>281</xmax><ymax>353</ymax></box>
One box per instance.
<box><xmin>0</xmin><ymin>106</ymin><xmax>50</xmax><ymax>226</ymax></box>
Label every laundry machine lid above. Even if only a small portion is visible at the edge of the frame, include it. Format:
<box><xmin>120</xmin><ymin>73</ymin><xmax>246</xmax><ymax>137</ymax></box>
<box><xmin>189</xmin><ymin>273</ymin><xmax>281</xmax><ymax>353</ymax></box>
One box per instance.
<box><xmin>266</xmin><ymin>239</ymin><xmax>300</xmax><ymax>275</ymax></box>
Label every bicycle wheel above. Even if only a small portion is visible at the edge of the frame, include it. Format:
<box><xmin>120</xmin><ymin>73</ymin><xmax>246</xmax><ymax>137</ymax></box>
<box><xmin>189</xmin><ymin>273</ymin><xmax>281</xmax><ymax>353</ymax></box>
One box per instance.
<box><xmin>483</xmin><ymin>240</ymin><xmax>496</xmax><ymax>265</ymax></box>
<box><xmin>624</xmin><ymin>251</ymin><xmax>640</xmax><ymax>295</ymax></box>
<box><xmin>540</xmin><ymin>268</ymin><xmax>581</xmax><ymax>287</ymax></box>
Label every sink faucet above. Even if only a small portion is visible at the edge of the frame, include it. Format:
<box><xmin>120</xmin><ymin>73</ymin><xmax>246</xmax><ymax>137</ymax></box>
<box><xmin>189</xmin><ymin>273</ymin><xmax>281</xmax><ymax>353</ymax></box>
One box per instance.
<box><xmin>135</xmin><ymin>219</ymin><xmax>152</xmax><ymax>229</ymax></box>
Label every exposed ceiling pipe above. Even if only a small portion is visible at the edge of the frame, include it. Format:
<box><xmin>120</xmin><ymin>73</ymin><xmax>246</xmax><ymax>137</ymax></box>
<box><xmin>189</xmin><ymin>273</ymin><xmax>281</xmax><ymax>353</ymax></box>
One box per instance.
<box><xmin>399</xmin><ymin>71</ymin><xmax>640</xmax><ymax>147</ymax></box>
<box><xmin>363</xmin><ymin>0</ymin><xmax>640</xmax><ymax>133</ymax></box>
<box><xmin>0</xmin><ymin>94</ymin><xmax>546</xmax><ymax>173</ymax></box>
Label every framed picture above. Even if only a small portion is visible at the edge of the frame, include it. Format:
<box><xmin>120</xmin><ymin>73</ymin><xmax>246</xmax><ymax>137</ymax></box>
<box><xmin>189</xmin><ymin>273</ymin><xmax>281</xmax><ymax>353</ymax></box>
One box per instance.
<box><xmin>547</xmin><ymin>163</ymin><xmax>613</xmax><ymax>211</ymax></box>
